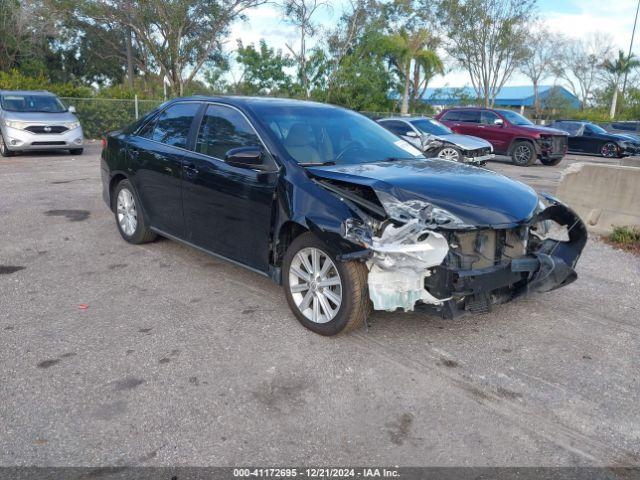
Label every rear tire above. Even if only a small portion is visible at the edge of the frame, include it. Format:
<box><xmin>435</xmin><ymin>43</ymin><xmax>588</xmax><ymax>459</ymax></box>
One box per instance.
<box><xmin>69</xmin><ymin>148</ymin><xmax>84</xmax><ymax>155</ymax></box>
<box><xmin>283</xmin><ymin>232</ymin><xmax>370</xmax><ymax>336</ymax></box>
<box><xmin>511</xmin><ymin>141</ymin><xmax>537</xmax><ymax>166</ymax></box>
<box><xmin>0</xmin><ymin>133</ymin><xmax>14</xmax><ymax>157</ymax></box>
<box><xmin>540</xmin><ymin>157</ymin><xmax>562</xmax><ymax>166</ymax></box>
<box><xmin>113</xmin><ymin>179</ymin><xmax>157</xmax><ymax>244</ymax></box>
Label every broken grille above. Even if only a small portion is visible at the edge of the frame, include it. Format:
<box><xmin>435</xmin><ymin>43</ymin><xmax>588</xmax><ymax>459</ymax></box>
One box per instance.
<box><xmin>444</xmin><ymin>227</ymin><xmax>529</xmax><ymax>270</ymax></box>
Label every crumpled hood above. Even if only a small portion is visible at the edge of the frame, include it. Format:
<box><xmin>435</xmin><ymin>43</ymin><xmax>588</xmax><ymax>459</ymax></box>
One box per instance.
<box><xmin>434</xmin><ymin>133</ymin><xmax>492</xmax><ymax>150</ymax></box>
<box><xmin>308</xmin><ymin>159</ymin><xmax>539</xmax><ymax>228</ymax></box>
<box><xmin>518</xmin><ymin>124</ymin><xmax>567</xmax><ymax>136</ymax></box>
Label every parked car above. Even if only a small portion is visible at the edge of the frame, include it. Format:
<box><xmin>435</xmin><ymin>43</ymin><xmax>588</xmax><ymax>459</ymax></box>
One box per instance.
<box><xmin>601</xmin><ymin>121</ymin><xmax>640</xmax><ymax>141</ymax></box>
<box><xmin>102</xmin><ymin>97</ymin><xmax>586</xmax><ymax>336</ymax></box>
<box><xmin>0</xmin><ymin>90</ymin><xmax>84</xmax><ymax>157</ymax></box>
<box><xmin>549</xmin><ymin>120</ymin><xmax>640</xmax><ymax>158</ymax></box>
<box><xmin>377</xmin><ymin>116</ymin><xmax>494</xmax><ymax>165</ymax></box>
<box><xmin>435</xmin><ymin>107</ymin><xmax>568</xmax><ymax>167</ymax></box>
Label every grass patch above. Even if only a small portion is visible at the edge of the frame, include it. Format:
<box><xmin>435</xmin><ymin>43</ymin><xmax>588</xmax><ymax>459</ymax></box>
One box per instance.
<box><xmin>607</xmin><ymin>226</ymin><xmax>640</xmax><ymax>254</ymax></box>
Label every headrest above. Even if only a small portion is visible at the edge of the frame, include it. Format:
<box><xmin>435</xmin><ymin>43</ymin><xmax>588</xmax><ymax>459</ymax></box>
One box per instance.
<box><xmin>285</xmin><ymin>123</ymin><xmax>315</xmax><ymax>147</ymax></box>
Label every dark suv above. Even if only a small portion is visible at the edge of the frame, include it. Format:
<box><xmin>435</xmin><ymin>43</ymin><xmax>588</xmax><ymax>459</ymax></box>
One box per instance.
<box><xmin>435</xmin><ymin>108</ymin><xmax>568</xmax><ymax>166</ymax></box>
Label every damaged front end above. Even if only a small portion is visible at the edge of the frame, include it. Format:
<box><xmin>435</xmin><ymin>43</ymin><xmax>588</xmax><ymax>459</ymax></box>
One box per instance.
<box><xmin>334</xmin><ymin>182</ymin><xmax>587</xmax><ymax>317</ymax></box>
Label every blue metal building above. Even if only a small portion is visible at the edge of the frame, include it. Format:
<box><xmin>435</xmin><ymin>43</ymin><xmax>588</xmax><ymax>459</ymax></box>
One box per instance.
<box><xmin>421</xmin><ymin>85</ymin><xmax>581</xmax><ymax>110</ymax></box>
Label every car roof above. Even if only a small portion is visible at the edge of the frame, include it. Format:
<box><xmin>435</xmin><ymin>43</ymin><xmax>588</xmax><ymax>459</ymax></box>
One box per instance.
<box><xmin>0</xmin><ymin>90</ymin><xmax>55</xmax><ymax>96</ymax></box>
<box><xmin>379</xmin><ymin>116</ymin><xmax>436</xmax><ymax>122</ymax></box>
<box><xmin>442</xmin><ymin>106</ymin><xmax>486</xmax><ymax>111</ymax></box>
<box><xmin>167</xmin><ymin>95</ymin><xmax>346</xmax><ymax>111</ymax></box>
<box><xmin>552</xmin><ymin>120</ymin><xmax>589</xmax><ymax>125</ymax></box>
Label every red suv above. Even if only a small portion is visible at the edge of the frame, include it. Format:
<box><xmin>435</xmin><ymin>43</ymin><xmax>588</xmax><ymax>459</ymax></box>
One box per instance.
<box><xmin>435</xmin><ymin>108</ymin><xmax>568</xmax><ymax>166</ymax></box>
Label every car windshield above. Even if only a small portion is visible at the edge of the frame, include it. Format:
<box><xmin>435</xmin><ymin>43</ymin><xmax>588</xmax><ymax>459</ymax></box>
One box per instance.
<box><xmin>588</xmin><ymin>123</ymin><xmax>608</xmax><ymax>134</ymax></box>
<box><xmin>498</xmin><ymin>110</ymin><xmax>533</xmax><ymax>126</ymax></box>
<box><xmin>410</xmin><ymin>118</ymin><xmax>453</xmax><ymax>135</ymax></box>
<box><xmin>0</xmin><ymin>93</ymin><xmax>67</xmax><ymax>113</ymax></box>
<box><xmin>253</xmin><ymin>104</ymin><xmax>425</xmax><ymax>165</ymax></box>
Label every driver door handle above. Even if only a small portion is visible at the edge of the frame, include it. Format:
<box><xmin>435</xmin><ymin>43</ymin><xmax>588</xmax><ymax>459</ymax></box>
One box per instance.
<box><xmin>183</xmin><ymin>162</ymin><xmax>199</xmax><ymax>178</ymax></box>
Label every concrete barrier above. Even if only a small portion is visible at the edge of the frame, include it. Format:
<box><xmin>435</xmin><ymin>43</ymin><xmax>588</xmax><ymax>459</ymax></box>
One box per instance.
<box><xmin>556</xmin><ymin>162</ymin><xmax>640</xmax><ymax>235</ymax></box>
<box><xmin>620</xmin><ymin>157</ymin><xmax>640</xmax><ymax>167</ymax></box>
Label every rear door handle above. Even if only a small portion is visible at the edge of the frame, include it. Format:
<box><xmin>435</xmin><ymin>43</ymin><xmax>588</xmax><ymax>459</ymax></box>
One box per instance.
<box><xmin>183</xmin><ymin>162</ymin><xmax>199</xmax><ymax>178</ymax></box>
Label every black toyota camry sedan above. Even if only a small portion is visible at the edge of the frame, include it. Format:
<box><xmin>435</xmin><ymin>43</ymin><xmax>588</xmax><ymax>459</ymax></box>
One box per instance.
<box><xmin>101</xmin><ymin>96</ymin><xmax>587</xmax><ymax>336</ymax></box>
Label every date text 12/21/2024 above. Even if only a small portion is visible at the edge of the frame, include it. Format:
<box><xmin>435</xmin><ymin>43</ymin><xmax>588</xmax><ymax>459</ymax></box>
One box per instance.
<box><xmin>232</xmin><ymin>468</ymin><xmax>400</xmax><ymax>478</ymax></box>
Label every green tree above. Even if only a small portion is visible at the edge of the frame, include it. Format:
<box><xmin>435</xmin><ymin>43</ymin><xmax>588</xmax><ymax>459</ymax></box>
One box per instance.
<box><xmin>235</xmin><ymin>40</ymin><xmax>293</xmax><ymax>94</ymax></box>
<box><xmin>72</xmin><ymin>0</ymin><xmax>266</xmax><ymax>96</ymax></box>
<box><xmin>380</xmin><ymin>29</ymin><xmax>442</xmax><ymax>114</ymax></box>
<box><xmin>0</xmin><ymin>0</ymin><xmax>53</xmax><ymax>73</ymax></box>
<box><xmin>439</xmin><ymin>0</ymin><xmax>534</xmax><ymax>107</ymax></box>
<box><xmin>603</xmin><ymin>50</ymin><xmax>640</xmax><ymax>119</ymax></box>
<box><xmin>519</xmin><ymin>24</ymin><xmax>565</xmax><ymax>117</ymax></box>
<box><xmin>555</xmin><ymin>33</ymin><xmax>613</xmax><ymax>109</ymax></box>
<box><xmin>280</xmin><ymin>0</ymin><xmax>329</xmax><ymax>98</ymax></box>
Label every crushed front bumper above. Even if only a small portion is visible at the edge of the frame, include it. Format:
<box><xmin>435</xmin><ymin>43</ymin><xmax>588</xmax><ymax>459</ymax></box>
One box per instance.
<box><xmin>422</xmin><ymin>200</ymin><xmax>588</xmax><ymax>317</ymax></box>
<box><xmin>1</xmin><ymin>125</ymin><xmax>84</xmax><ymax>151</ymax></box>
<box><xmin>462</xmin><ymin>153</ymin><xmax>494</xmax><ymax>165</ymax></box>
<box><xmin>620</xmin><ymin>145</ymin><xmax>640</xmax><ymax>157</ymax></box>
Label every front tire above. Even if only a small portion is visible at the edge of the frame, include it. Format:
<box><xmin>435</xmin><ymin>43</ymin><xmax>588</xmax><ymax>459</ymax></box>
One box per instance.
<box><xmin>511</xmin><ymin>141</ymin><xmax>537</xmax><ymax>166</ymax></box>
<box><xmin>69</xmin><ymin>148</ymin><xmax>84</xmax><ymax>155</ymax></box>
<box><xmin>0</xmin><ymin>133</ymin><xmax>14</xmax><ymax>157</ymax></box>
<box><xmin>113</xmin><ymin>179</ymin><xmax>157</xmax><ymax>244</ymax></box>
<box><xmin>540</xmin><ymin>157</ymin><xmax>562</xmax><ymax>166</ymax></box>
<box><xmin>436</xmin><ymin>146</ymin><xmax>462</xmax><ymax>162</ymax></box>
<box><xmin>600</xmin><ymin>142</ymin><xmax>619</xmax><ymax>158</ymax></box>
<box><xmin>283</xmin><ymin>232</ymin><xmax>369</xmax><ymax>336</ymax></box>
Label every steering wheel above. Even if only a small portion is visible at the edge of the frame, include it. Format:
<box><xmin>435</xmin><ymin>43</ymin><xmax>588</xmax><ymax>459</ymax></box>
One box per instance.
<box><xmin>334</xmin><ymin>141</ymin><xmax>364</xmax><ymax>162</ymax></box>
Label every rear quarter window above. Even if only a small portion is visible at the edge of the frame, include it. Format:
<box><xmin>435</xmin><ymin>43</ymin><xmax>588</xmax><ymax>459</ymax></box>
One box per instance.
<box><xmin>151</xmin><ymin>102</ymin><xmax>201</xmax><ymax>148</ymax></box>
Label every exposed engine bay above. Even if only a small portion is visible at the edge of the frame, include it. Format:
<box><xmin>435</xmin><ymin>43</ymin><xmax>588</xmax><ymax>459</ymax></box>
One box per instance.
<box><xmin>322</xmin><ymin>178</ymin><xmax>588</xmax><ymax>317</ymax></box>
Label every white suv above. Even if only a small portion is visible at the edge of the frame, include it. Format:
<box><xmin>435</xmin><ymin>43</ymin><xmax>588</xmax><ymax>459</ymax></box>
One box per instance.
<box><xmin>0</xmin><ymin>90</ymin><xmax>84</xmax><ymax>157</ymax></box>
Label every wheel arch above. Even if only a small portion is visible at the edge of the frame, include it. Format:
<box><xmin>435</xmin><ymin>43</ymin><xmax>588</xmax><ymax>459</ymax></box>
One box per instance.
<box><xmin>507</xmin><ymin>137</ymin><xmax>539</xmax><ymax>155</ymax></box>
<box><xmin>273</xmin><ymin>220</ymin><xmax>309</xmax><ymax>266</ymax></box>
<box><xmin>108</xmin><ymin>173</ymin><xmax>129</xmax><ymax>212</ymax></box>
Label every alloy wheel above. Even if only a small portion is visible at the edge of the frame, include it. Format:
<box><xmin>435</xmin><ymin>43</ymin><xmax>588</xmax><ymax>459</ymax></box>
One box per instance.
<box><xmin>116</xmin><ymin>188</ymin><xmax>138</xmax><ymax>237</ymax></box>
<box><xmin>288</xmin><ymin>247</ymin><xmax>342</xmax><ymax>324</ymax></box>
<box><xmin>514</xmin><ymin>145</ymin><xmax>532</xmax><ymax>164</ymax></box>
<box><xmin>438</xmin><ymin>147</ymin><xmax>460</xmax><ymax>161</ymax></box>
<box><xmin>601</xmin><ymin>142</ymin><xmax>617</xmax><ymax>158</ymax></box>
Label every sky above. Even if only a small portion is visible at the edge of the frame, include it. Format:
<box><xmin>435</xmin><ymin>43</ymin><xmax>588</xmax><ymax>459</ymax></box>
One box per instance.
<box><xmin>228</xmin><ymin>0</ymin><xmax>640</xmax><ymax>88</ymax></box>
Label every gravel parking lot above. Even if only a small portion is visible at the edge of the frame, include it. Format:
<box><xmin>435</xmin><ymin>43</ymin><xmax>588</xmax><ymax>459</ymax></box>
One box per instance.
<box><xmin>1</xmin><ymin>144</ymin><xmax>639</xmax><ymax>467</ymax></box>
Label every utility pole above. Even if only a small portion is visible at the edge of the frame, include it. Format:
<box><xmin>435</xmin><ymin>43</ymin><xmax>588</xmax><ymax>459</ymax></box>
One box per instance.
<box><xmin>622</xmin><ymin>0</ymin><xmax>640</xmax><ymax>97</ymax></box>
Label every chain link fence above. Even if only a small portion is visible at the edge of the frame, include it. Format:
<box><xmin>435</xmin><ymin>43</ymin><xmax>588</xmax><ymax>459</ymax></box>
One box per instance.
<box><xmin>60</xmin><ymin>97</ymin><xmax>164</xmax><ymax>138</ymax></box>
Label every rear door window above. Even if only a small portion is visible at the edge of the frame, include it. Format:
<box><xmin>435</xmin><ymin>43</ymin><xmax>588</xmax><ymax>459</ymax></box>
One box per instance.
<box><xmin>457</xmin><ymin>110</ymin><xmax>480</xmax><ymax>123</ymax></box>
<box><xmin>151</xmin><ymin>102</ymin><xmax>200</xmax><ymax>148</ymax></box>
<box><xmin>196</xmin><ymin>104</ymin><xmax>261</xmax><ymax>160</ymax></box>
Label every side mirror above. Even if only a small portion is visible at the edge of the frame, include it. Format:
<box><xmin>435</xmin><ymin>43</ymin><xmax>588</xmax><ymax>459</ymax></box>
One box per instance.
<box><xmin>68</xmin><ymin>106</ymin><xmax>76</xmax><ymax>113</ymax></box>
<box><xmin>405</xmin><ymin>131</ymin><xmax>419</xmax><ymax>138</ymax></box>
<box><xmin>225</xmin><ymin>146</ymin><xmax>265</xmax><ymax>169</ymax></box>
<box><xmin>493</xmin><ymin>118</ymin><xmax>504</xmax><ymax>126</ymax></box>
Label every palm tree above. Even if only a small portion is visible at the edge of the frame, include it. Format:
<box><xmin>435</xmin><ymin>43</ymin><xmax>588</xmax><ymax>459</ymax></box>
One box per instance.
<box><xmin>603</xmin><ymin>50</ymin><xmax>640</xmax><ymax>118</ymax></box>
<box><xmin>381</xmin><ymin>29</ymin><xmax>443</xmax><ymax>114</ymax></box>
